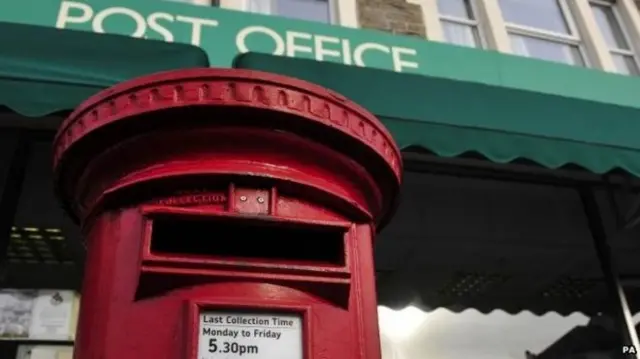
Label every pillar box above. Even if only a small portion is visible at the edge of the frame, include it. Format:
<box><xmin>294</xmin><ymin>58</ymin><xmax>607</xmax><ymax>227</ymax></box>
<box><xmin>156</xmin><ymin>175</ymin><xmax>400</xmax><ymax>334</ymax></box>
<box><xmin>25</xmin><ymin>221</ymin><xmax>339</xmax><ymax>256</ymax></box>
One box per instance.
<box><xmin>53</xmin><ymin>69</ymin><xmax>402</xmax><ymax>359</ymax></box>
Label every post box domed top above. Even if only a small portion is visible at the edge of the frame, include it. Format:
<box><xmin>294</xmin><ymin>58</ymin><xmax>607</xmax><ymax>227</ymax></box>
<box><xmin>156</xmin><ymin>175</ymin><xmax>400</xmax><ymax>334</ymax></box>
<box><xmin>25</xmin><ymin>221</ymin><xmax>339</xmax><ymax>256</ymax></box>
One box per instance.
<box><xmin>53</xmin><ymin>68</ymin><xmax>402</xmax><ymax>227</ymax></box>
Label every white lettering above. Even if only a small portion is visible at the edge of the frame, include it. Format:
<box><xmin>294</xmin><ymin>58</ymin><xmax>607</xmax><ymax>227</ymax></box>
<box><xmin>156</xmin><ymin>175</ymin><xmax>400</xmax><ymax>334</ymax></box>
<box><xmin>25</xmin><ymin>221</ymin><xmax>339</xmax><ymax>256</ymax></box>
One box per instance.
<box><xmin>392</xmin><ymin>47</ymin><xmax>419</xmax><ymax>72</ymax></box>
<box><xmin>93</xmin><ymin>7</ymin><xmax>146</xmax><ymax>38</ymax></box>
<box><xmin>314</xmin><ymin>35</ymin><xmax>341</xmax><ymax>61</ymax></box>
<box><xmin>353</xmin><ymin>43</ymin><xmax>390</xmax><ymax>67</ymax></box>
<box><xmin>175</xmin><ymin>15</ymin><xmax>218</xmax><ymax>46</ymax></box>
<box><xmin>54</xmin><ymin>3</ymin><xmax>420</xmax><ymax>73</ymax></box>
<box><xmin>286</xmin><ymin>31</ymin><xmax>313</xmax><ymax>57</ymax></box>
<box><xmin>236</xmin><ymin>26</ymin><xmax>285</xmax><ymax>56</ymax></box>
<box><xmin>341</xmin><ymin>39</ymin><xmax>353</xmax><ymax>65</ymax></box>
<box><xmin>56</xmin><ymin>1</ymin><xmax>93</xmax><ymax>29</ymax></box>
<box><xmin>148</xmin><ymin>13</ymin><xmax>174</xmax><ymax>42</ymax></box>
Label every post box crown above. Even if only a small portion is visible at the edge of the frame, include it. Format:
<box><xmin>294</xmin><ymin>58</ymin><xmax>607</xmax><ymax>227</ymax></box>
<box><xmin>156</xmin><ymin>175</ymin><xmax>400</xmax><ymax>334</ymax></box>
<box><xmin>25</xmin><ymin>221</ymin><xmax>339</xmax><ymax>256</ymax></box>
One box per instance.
<box><xmin>53</xmin><ymin>68</ymin><xmax>402</xmax><ymax>227</ymax></box>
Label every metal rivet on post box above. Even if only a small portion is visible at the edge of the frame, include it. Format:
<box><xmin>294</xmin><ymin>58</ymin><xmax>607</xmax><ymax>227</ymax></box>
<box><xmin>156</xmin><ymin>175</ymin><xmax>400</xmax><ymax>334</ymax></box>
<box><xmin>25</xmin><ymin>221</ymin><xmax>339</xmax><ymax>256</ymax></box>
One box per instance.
<box><xmin>52</xmin><ymin>68</ymin><xmax>403</xmax><ymax>359</ymax></box>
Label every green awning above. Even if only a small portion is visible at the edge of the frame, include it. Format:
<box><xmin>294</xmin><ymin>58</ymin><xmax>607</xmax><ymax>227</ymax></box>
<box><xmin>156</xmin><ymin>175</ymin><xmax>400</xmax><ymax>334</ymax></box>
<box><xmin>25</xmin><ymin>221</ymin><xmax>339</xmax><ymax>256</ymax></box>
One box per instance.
<box><xmin>234</xmin><ymin>53</ymin><xmax>640</xmax><ymax>177</ymax></box>
<box><xmin>0</xmin><ymin>22</ymin><xmax>209</xmax><ymax>117</ymax></box>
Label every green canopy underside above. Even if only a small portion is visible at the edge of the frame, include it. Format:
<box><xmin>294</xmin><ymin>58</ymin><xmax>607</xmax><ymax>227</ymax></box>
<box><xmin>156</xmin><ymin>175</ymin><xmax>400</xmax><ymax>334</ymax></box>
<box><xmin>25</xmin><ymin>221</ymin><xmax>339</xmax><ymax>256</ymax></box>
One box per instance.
<box><xmin>384</xmin><ymin>118</ymin><xmax>640</xmax><ymax>174</ymax></box>
<box><xmin>0</xmin><ymin>22</ymin><xmax>209</xmax><ymax>117</ymax></box>
<box><xmin>234</xmin><ymin>53</ymin><xmax>640</xmax><ymax>177</ymax></box>
<box><xmin>2</xmin><ymin>23</ymin><xmax>639</xmax><ymax>176</ymax></box>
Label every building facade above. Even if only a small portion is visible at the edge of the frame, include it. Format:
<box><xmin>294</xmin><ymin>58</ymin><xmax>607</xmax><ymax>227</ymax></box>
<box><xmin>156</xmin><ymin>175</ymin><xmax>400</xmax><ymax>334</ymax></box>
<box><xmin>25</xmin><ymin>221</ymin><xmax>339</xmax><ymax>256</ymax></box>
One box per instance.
<box><xmin>199</xmin><ymin>0</ymin><xmax>640</xmax><ymax>75</ymax></box>
<box><xmin>1</xmin><ymin>0</ymin><xmax>640</xmax><ymax>358</ymax></box>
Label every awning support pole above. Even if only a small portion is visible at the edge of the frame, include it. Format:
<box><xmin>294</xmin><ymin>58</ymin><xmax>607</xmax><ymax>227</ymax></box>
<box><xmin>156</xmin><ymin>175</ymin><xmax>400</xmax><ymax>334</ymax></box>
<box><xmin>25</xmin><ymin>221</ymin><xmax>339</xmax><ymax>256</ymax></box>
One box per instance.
<box><xmin>604</xmin><ymin>175</ymin><xmax>640</xmax><ymax>230</ymax></box>
<box><xmin>579</xmin><ymin>187</ymin><xmax>640</xmax><ymax>357</ymax></box>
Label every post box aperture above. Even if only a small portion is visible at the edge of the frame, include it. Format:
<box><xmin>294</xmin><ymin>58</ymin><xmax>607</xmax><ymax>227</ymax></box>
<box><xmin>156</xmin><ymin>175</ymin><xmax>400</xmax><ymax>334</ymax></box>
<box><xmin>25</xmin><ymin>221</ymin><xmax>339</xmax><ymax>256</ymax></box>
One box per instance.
<box><xmin>53</xmin><ymin>69</ymin><xmax>402</xmax><ymax>359</ymax></box>
<box><xmin>149</xmin><ymin>214</ymin><xmax>348</xmax><ymax>267</ymax></box>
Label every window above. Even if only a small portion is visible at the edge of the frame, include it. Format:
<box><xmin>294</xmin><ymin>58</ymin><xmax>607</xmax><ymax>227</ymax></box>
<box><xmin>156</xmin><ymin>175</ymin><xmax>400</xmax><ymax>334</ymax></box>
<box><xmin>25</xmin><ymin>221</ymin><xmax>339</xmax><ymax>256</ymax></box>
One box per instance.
<box><xmin>374</xmin><ymin>172</ymin><xmax>640</xmax><ymax>359</ymax></box>
<box><xmin>436</xmin><ymin>0</ymin><xmax>483</xmax><ymax>48</ymax></box>
<box><xmin>166</xmin><ymin>0</ymin><xmax>218</xmax><ymax>5</ymax></box>
<box><xmin>590</xmin><ymin>0</ymin><xmax>639</xmax><ymax>75</ymax></box>
<box><xmin>499</xmin><ymin>0</ymin><xmax>586</xmax><ymax>66</ymax></box>
<box><xmin>247</xmin><ymin>0</ymin><xmax>334</xmax><ymax>24</ymax></box>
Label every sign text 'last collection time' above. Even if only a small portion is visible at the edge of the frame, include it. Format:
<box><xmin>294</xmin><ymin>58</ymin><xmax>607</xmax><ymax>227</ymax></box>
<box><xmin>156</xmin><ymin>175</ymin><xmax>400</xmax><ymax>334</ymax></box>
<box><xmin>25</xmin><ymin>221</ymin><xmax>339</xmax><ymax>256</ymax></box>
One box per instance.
<box><xmin>198</xmin><ymin>311</ymin><xmax>303</xmax><ymax>359</ymax></box>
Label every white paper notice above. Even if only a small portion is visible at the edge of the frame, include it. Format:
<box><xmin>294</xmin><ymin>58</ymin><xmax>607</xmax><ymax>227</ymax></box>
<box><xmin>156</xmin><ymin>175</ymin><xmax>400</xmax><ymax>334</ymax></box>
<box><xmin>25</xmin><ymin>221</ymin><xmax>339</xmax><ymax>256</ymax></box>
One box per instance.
<box><xmin>16</xmin><ymin>345</ymin><xmax>73</xmax><ymax>359</ymax></box>
<box><xmin>0</xmin><ymin>290</ymin><xmax>36</xmax><ymax>338</ymax></box>
<box><xmin>198</xmin><ymin>311</ymin><xmax>303</xmax><ymax>359</ymax></box>
<box><xmin>28</xmin><ymin>291</ymin><xmax>74</xmax><ymax>340</ymax></box>
<box><xmin>29</xmin><ymin>347</ymin><xmax>58</xmax><ymax>359</ymax></box>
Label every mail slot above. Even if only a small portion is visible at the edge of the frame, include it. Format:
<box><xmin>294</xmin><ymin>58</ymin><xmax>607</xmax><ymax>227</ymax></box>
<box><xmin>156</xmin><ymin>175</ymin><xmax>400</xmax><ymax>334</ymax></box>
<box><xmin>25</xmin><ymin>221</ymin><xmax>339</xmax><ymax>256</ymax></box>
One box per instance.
<box><xmin>148</xmin><ymin>214</ymin><xmax>348</xmax><ymax>266</ymax></box>
<box><xmin>53</xmin><ymin>69</ymin><xmax>402</xmax><ymax>359</ymax></box>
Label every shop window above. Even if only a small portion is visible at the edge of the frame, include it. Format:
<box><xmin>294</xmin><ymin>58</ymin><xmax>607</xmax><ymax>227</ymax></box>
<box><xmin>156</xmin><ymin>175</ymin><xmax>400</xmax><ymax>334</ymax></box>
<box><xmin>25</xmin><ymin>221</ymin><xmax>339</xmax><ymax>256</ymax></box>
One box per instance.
<box><xmin>374</xmin><ymin>171</ymin><xmax>640</xmax><ymax>359</ymax></box>
<box><xmin>0</xmin><ymin>131</ymin><xmax>19</xmax><ymax>201</ymax></box>
<box><xmin>14</xmin><ymin>139</ymin><xmax>65</xmax><ymax>231</ymax></box>
<box><xmin>498</xmin><ymin>0</ymin><xmax>587</xmax><ymax>66</ymax></box>
<box><xmin>0</xmin><ymin>129</ymin><xmax>83</xmax><ymax>290</ymax></box>
<box><xmin>247</xmin><ymin>0</ymin><xmax>334</xmax><ymax>24</ymax></box>
<box><xmin>436</xmin><ymin>0</ymin><xmax>484</xmax><ymax>48</ymax></box>
<box><xmin>590</xmin><ymin>0</ymin><xmax>639</xmax><ymax>76</ymax></box>
<box><xmin>11</xmin><ymin>134</ymin><xmax>83</xmax><ymax>277</ymax></box>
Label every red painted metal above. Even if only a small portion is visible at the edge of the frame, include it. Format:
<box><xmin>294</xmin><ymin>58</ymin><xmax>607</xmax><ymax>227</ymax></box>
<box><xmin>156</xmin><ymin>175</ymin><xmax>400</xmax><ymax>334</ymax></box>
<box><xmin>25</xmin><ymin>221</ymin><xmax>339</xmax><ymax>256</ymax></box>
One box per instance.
<box><xmin>53</xmin><ymin>68</ymin><xmax>402</xmax><ymax>359</ymax></box>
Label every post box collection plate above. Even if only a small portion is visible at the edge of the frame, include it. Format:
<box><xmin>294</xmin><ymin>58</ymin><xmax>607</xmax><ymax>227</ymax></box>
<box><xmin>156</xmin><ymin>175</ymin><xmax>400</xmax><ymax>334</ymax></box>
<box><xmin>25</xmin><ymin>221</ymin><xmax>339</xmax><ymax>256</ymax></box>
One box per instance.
<box><xmin>198</xmin><ymin>311</ymin><xmax>303</xmax><ymax>359</ymax></box>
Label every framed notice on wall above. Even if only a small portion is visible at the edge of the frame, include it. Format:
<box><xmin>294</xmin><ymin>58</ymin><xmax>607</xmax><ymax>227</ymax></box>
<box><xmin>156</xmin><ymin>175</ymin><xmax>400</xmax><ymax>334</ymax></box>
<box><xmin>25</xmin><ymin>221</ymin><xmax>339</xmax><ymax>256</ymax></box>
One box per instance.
<box><xmin>0</xmin><ymin>290</ymin><xmax>79</xmax><ymax>341</ymax></box>
<box><xmin>16</xmin><ymin>345</ymin><xmax>73</xmax><ymax>359</ymax></box>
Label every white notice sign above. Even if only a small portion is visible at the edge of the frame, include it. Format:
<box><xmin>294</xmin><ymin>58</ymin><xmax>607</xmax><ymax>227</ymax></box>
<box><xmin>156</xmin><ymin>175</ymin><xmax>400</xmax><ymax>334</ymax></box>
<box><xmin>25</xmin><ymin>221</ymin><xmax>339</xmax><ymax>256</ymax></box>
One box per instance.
<box><xmin>198</xmin><ymin>311</ymin><xmax>302</xmax><ymax>359</ymax></box>
<box><xmin>28</xmin><ymin>291</ymin><xmax>75</xmax><ymax>340</ymax></box>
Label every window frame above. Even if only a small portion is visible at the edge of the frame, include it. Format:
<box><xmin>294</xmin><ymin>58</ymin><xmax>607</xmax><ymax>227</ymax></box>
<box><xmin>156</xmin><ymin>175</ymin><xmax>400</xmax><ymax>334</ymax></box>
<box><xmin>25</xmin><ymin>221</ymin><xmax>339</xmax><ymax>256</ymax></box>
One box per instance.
<box><xmin>247</xmin><ymin>0</ymin><xmax>338</xmax><ymax>25</ymax></box>
<box><xmin>500</xmin><ymin>0</ymin><xmax>591</xmax><ymax>67</ymax></box>
<box><xmin>171</xmin><ymin>0</ymin><xmax>218</xmax><ymax>6</ymax></box>
<box><xmin>219</xmin><ymin>0</ymin><xmax>358</xmax><ymax>26</ymax></box>
<box><xmin>589</xmin><ymin>0</ymin><xmax>640</xmax><ymax>74</ymax></box>
<box><xmin>437</xmin><ymin>0</ymin><xmax>488</xmax><ymax>48</ymax></box>
<box><xmin>277</xmin><ymin>0</ymin><xmax>337</xmax><ymax>24</ymax></box>
<box><xmin>412</xmin><ymin>0</ymin><xmax>640</xmax><ymax>75</ymax></box>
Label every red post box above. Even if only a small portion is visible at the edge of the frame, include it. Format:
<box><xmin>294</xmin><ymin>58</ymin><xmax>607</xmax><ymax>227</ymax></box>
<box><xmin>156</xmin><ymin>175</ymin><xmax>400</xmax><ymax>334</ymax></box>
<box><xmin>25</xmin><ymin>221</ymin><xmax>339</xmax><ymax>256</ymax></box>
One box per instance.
<box><xmin>53</xmin><ymin>69</ymin><xmax>402</xmax><ymax>359</ymax></box>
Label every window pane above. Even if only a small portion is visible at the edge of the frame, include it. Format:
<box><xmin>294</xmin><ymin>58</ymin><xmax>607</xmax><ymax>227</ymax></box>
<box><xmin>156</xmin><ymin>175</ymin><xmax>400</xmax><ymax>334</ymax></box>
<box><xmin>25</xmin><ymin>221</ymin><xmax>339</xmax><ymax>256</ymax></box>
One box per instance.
<box><xmin>166</xmin><ymin>0</ymin><xmax>218</xmax><ymax>5</ymax></box>
<box><xmin>612</xmin><ymin>53</ymin><xmax>640</xmax><ymax>75</ymax></box>
<box><xmin>442</xmin><ymin>21</ymin><xmax>480</xmax><ymax>48</ymax></box>
<box><xmin>591</xmin><ymin>3</ymin><xmax>629</xmax><ymax>50</ymax></box>
<box><xmin>437</xmin><ymin>0</ymin><xmax>475</xmax><ymax>20</ymax></box>
<box><xmin>499</xmin><ymin>0</ymin><xmax>570</xmax><ymax>34</ymax></box>
<box><xmin>247</xmin><ymin>0</ymin><xmax>273</xmax><ymax>14</ymax></box>
<box><xmin>510</xmin><ymin>33</ymin><xmax>585</xmax><ymax>66</ymax></box>
<box><xmin>275</xmin><ymin>0</ymin><xmax>331</xmax><ymax>23</ymax></box>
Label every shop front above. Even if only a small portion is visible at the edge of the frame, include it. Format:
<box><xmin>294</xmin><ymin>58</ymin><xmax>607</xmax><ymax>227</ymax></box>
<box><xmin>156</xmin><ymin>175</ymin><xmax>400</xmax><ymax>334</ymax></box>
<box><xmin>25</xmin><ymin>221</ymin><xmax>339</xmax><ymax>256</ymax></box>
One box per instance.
<box><xmin>1</xmin><ymin>0</ymin><xmax>640</xmax><ymax>358</ymax></box>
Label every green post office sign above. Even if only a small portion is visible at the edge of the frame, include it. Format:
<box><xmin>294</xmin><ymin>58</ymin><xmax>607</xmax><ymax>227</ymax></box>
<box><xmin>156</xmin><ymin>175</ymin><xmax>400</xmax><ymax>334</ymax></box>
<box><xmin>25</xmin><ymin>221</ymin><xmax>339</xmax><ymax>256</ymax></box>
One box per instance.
<box><xmin>0</xmin><ymin>0</ymin><xmax>425</xmax><ymax>74</ymax></box>
<box><xmin>2</xmin><ymin>0</ymin><xmax>639</xmax><ymax>113</ymax></box>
